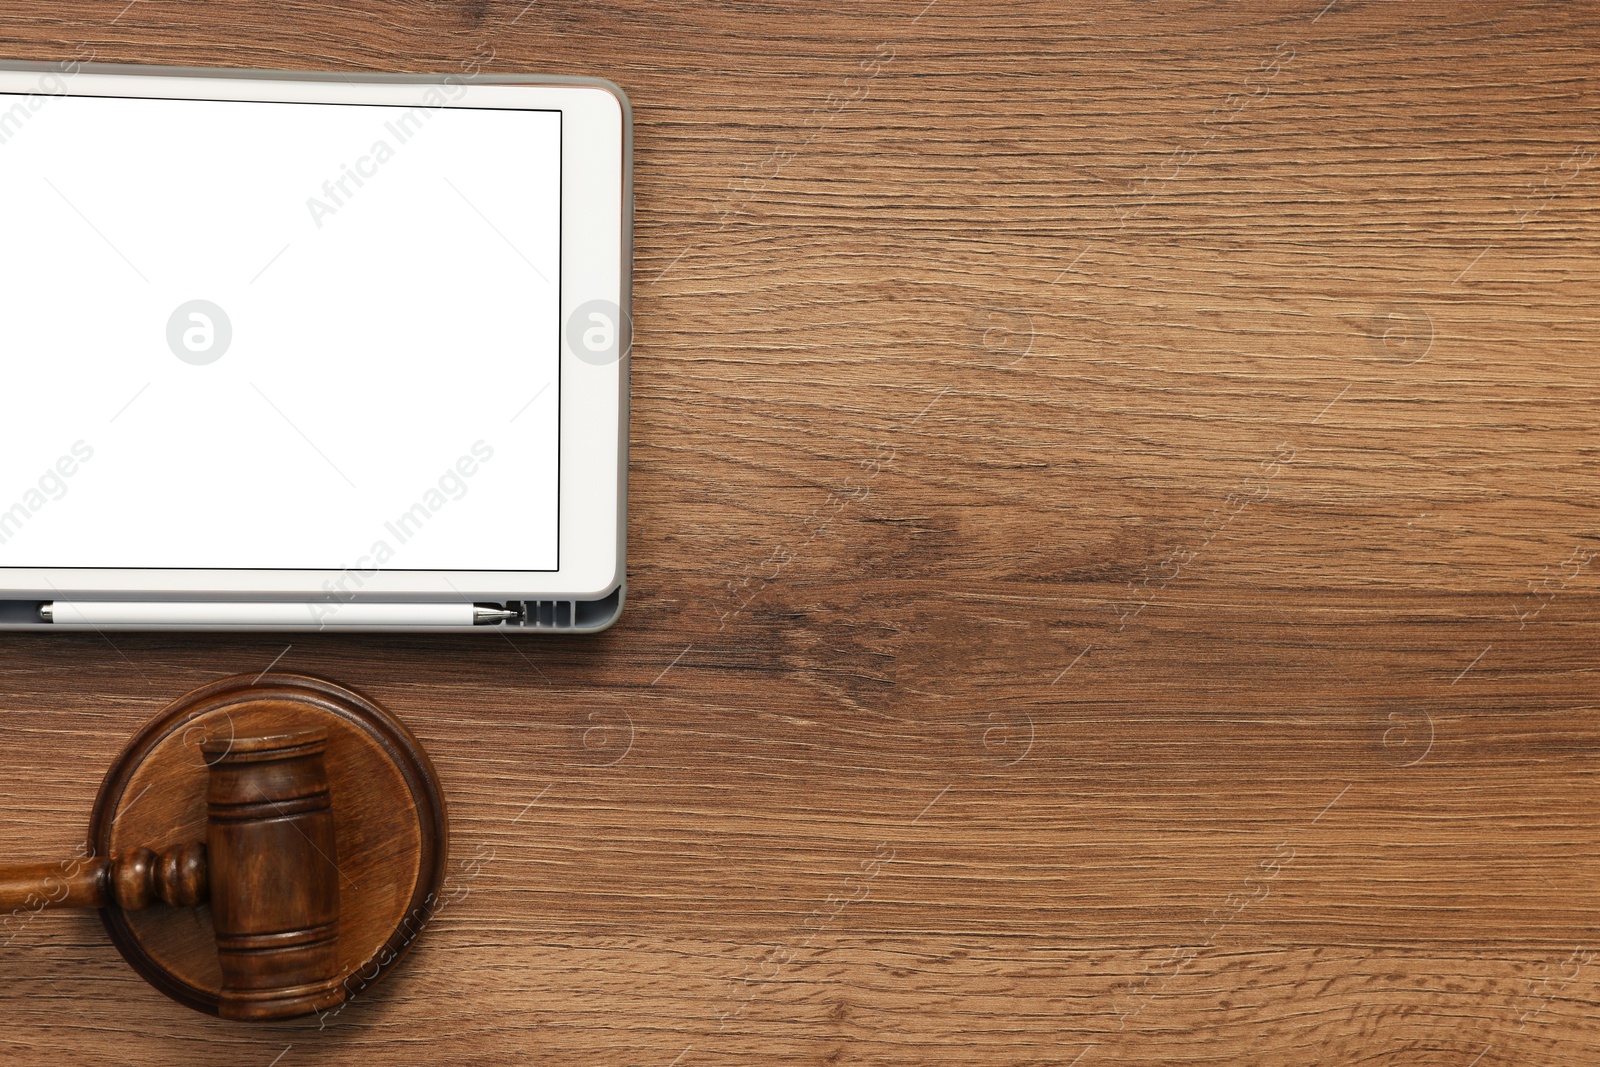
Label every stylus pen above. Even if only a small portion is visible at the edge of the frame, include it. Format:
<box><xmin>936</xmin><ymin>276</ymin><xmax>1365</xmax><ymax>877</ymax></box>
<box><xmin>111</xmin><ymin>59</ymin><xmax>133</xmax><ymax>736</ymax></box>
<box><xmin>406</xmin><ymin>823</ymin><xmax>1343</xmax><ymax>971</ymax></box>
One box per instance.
<box><xmin>38</xmin><ymin>602</ymin><xmax>519</xmax><ymax>628</ymax></box>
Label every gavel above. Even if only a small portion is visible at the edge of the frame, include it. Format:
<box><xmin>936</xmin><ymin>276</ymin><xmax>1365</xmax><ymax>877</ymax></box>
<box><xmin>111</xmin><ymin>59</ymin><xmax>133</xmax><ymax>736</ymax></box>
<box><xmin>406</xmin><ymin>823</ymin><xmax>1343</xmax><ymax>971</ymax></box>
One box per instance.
<box><xmin>0</xmin><ymin>730</ymin><xmax>342</xmax><ymax>1021</ymax></box>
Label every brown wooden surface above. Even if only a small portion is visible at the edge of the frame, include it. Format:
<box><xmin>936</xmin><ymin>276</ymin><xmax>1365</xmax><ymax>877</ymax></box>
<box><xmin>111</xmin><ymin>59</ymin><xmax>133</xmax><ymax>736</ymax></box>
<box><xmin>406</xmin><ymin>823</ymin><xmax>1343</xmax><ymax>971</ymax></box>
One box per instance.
<box><xmin>1</xmin><ymin>0</ymin><xmax>1598</xmax><ymax>1063</ymax></box>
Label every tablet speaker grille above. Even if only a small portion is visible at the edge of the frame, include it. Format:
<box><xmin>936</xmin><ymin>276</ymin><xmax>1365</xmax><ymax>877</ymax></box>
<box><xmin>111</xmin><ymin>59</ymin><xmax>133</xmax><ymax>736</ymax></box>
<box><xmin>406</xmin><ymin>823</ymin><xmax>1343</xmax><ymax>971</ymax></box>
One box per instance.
<box><xmin>503</xmin><ymin>588</ymin><xmax>622</xmax><ymax>632</ymax></box>
<box><xmin>507</xmin><ymin>600</ymin><xmax>574</xmax><ymax>629</ymax></box>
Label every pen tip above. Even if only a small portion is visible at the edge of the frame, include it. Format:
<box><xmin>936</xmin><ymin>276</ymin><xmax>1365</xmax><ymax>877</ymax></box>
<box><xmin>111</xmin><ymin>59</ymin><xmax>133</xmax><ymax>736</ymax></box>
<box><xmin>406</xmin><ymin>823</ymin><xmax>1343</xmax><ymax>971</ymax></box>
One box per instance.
<box><xmin>472</xmin><ymin>606</ymin><xmax>519</xmax><ymax>625</ymax></box>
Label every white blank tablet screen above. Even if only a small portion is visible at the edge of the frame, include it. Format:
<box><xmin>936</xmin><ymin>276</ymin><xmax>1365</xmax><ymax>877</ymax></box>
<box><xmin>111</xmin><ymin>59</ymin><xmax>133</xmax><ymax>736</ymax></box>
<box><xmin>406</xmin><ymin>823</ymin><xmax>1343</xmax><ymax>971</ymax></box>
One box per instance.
<box><xmin>0</xmin><ymin>90</ymin><xmax>560</xmax><ymax>572</ymax></box>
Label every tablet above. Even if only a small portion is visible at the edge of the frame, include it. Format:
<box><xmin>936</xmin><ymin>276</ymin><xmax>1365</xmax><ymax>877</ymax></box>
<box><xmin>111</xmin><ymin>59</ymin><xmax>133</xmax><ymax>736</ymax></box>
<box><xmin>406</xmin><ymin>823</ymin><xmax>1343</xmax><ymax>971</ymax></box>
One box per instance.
<box><xmin>0</xmin><ymin>62</ymin><xmax>630</xmax><ymax>632</ymax></box>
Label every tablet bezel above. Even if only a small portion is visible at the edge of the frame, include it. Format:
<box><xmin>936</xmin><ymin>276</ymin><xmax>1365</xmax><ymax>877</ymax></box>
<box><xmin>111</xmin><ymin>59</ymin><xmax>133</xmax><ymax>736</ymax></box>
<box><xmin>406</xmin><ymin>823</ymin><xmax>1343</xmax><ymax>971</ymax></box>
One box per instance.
<box><xmin>0</xmin><ymin>63</ymin><xmax>629</xmax><ymax>612</ymax></box>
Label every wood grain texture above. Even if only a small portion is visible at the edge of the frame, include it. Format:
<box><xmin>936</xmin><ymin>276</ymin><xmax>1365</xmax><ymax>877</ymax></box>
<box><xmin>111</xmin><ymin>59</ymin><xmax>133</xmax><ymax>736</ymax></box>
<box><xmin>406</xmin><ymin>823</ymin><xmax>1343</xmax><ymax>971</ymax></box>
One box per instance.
<box><xmin>1</xmin><ymin>0</ymin><xmax>1598</xmax><ymax>1062</ymax></box>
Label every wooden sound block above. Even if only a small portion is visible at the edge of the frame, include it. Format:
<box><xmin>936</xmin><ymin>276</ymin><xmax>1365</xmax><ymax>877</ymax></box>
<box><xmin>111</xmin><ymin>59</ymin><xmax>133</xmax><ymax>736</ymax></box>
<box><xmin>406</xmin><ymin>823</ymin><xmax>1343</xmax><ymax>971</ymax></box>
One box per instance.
<box><xmin>88</xmin><ymin>673</ymin><xmax>448</xmax><ymax>1019</ymax></box>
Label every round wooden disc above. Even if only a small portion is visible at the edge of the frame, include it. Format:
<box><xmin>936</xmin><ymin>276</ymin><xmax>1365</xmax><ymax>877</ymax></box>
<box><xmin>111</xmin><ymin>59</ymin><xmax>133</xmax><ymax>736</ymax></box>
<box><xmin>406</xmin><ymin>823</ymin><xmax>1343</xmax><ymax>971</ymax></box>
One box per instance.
<box><xmin>88</xmin><ymin>673</ymin><xmax>448</xmax><ymax>1019</ymax></box>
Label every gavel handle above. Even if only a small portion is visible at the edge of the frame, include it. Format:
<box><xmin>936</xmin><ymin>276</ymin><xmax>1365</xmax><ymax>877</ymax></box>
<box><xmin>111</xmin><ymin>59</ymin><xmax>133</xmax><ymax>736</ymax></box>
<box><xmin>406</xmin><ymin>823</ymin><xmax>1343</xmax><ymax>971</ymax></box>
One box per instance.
<box><xmin>0</xmin><ymin>844</ymin><xmax>207</xmax><ymax>914</ymax></box>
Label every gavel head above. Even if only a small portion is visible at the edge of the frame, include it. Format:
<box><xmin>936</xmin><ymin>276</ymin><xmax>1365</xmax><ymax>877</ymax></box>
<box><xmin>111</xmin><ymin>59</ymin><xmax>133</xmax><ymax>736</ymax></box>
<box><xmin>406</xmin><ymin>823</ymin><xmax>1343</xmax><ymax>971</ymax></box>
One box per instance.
<box><xmin>201</xmin><ymin>730</ymin><xmax>343</xmax><ymax>1022</ymax></box>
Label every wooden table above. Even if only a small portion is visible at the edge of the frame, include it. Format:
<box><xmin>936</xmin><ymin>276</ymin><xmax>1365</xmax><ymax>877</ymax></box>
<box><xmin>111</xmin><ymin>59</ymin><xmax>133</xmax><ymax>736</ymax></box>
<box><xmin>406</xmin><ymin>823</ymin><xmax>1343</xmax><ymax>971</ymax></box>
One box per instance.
<box><xmin>2</xmin><ymin>1</ymin><xmax>1597</xmax><ymax>1063</ymax></box>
